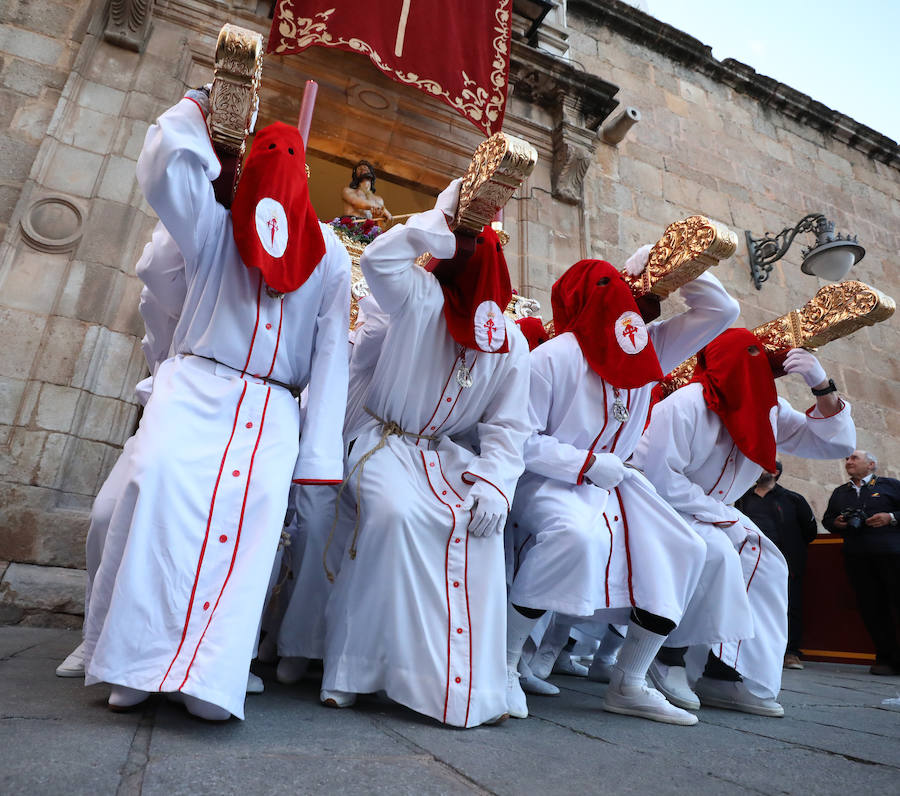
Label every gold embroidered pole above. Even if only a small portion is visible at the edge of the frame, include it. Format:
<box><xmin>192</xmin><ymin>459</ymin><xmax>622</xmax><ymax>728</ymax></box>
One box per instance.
<box><xmin>658</xmin><ymin>280</ymin><xmax>896</xmax><ymax>397</ymax></box>
<box><xmin>208</xmin><ymin>23</ymin><xmax>264</xmax><ymax>206</ymax></box>
<box><xmin>622</xmin><ymin>215</ymin><xmax>738</xmax><ymax>299</ymax></box>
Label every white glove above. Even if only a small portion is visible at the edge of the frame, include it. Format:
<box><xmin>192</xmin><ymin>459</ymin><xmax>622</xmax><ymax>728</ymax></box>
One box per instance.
<box><xmin>783</xmin><ymin>347</ymin><xmax>827</xmax><ymax>388</ymax></box>
<box><xmin>249</xmin><ymin>94</ymin><xmax>259</xmax><ymax>134</ymax></box>
<box><xmin>584</xmin><ymin>453</ymin><xmax>625</xmax><ymax>489</ymax></box>
<box><xmin>624</xmin><ymin>244</ymin><xmax>653</xmax><ymax>277</ymax></box>
<box><xmin>462</xmin><ymin>481</ymin><xmax>508</xmax><ymax>537</ymax></box>
<box><xmin>435</xmin><ymin>178</ymin><xmax>462</xmax><ymax>220</ymax></box>
<box><xmin>184</xmin><ymin>83</ymin><xmax>212</xmax><ymax>117</ymax></box>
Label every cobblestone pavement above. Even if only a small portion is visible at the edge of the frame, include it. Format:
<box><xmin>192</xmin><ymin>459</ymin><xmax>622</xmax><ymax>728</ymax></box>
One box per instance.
<box><xmin>2</xmin><ymin>627</ymin><xmax>899</xmax><ymax>795</ymax></box>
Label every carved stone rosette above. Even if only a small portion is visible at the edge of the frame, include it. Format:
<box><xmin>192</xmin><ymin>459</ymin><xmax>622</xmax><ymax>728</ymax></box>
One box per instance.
<box><xmin>623</xmin><ymin>215</ymin><xmax>738</xmax><ymax>299</ymax></box>
<box><xmin>658</xmin><ymin>280</ymin><xmax>896</xmax><ymax>398</ymax></box>
<box><xmin>453</xmin><ymin>133</ymin><xmax>538</xmax><ymax>235</ymax></box>
<box><xmin>208</xmin><ymin>23</ymin><xmax>263</xmax><ymax>198</ymax></box>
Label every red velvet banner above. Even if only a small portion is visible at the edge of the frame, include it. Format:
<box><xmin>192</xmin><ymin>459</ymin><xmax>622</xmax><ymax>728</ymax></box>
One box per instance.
<box><xmin>267</xmin><ymin>0</ymin><xmax>512</xmax><ymax>136</ymax></box>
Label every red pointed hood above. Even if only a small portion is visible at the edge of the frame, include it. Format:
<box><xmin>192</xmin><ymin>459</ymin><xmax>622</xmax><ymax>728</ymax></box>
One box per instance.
<box><xmin>426</xmin><ymin>226</ymin><xmax>512</xmax><ymax>353</ymax></box>
<box><xmin>691</xmin><ymin>328</ymin><xmax>779</xmax><ymax>472</ymax></box>
<box><xmin>231</xmin><ymin>122</ymin><xmax>325</xmax><ymax>293</ymax></box>
<box><xmin>551</xmin><ymin>259</ymin><xmax>663</xmax><ymax>388</ymax></box>
<box><xmin>515</xmin><ymin>315</ymin><xmax>550</xmax><ymax>351</ymax></box>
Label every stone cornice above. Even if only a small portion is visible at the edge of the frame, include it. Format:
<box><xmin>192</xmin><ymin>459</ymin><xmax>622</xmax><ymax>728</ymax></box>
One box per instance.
<box><xmin>570</xmin><ymin>0</ymin><xmax>900</xmax><ymax>170</ymax></box>
<box><xmin>509</xmin><ymin>38</ymin><xmax>619</xmax><ymax>132</ymax></box>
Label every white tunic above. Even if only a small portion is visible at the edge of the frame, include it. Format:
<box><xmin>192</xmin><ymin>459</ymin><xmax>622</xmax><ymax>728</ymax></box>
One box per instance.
<box><xmin>509</xmin><ymin>273</ymin><xmax>739</xmax><ymax>622</ymax></box>
<box><xmin>322</xmin><ymin>207</ymin><xmax>531</xmax><ymax>728</ymax></box>
<box><xmin>632</xmin><ymin>383</ymin><xmax>855</xmax><ymax>697</ymax></box>
<box><xmin>84</xmin><ymin>223</ymin><xmax>187</xmax><ymax>626</ymax></box>
<box><xmin>85</xmin><ymin>98</ymin><xmax>350</xmax><ymax>719</ymax></box>
<box><xmin>276</xmin><ymin>297</ymin><xmax>388</xmax><ymax>660</ymax></box>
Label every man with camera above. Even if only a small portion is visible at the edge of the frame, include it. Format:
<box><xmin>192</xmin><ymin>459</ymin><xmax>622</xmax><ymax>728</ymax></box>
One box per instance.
<box><xmin>823</xmin><ymin>451</ymin><xmax>900</xmax><ymax>675</ymax></box>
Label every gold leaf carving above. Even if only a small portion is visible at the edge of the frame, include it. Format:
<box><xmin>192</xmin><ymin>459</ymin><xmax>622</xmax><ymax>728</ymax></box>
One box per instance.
<box><xmin>208</xmin><ymin>24</ymin><xmax>264</xmax><ymax>158</ymax></box>
<box><xmin>623</xmin><ymin>215</ymin><xmax>738</xmax><ymax>299</ymax></box>
<box><xmin>659</xmin><ymin>280</ymin><xmax>895</xmax><ymax>397</ymax></box>
<box><xmin>454</xmin><ymin>132</ymin><xmax>538</xmax><ymax>235</ymax></box>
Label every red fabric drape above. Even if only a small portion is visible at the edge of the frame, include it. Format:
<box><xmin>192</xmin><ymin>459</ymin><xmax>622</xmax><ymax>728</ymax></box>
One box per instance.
<box><xmin>268</xmin><ymin>0</ymin><xmax>512</xmax><ymax>136</ymax></box>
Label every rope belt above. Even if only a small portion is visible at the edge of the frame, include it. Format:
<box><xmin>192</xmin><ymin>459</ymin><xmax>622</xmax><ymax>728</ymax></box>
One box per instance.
<box><xmin>184</xmin><ymin>353</ymin><xmax>302</xmax><ymax>398</ymax></box>
<box><xmin>322</xmin><ymin>406</ymin><xmax>438</xmax><ymax>582</ymax></box>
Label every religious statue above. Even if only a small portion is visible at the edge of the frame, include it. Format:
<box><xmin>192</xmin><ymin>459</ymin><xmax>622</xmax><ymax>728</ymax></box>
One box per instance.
<box><xmin>341</xmin><ymin>160</ymin><xmax>393</xmax><ymax>224</ymax></box>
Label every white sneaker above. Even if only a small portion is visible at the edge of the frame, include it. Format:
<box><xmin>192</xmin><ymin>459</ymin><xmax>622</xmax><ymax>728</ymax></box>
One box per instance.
<box><xmin>55</xmin><ymin>642</ymin><xmax>86</xmax><ymax>678</ymax></box>
<box><xmin>603</xmin><ymin>671</ymin><xmax>698</xmax><ymax>726</ymax></box>
<box><xmin>276</xmin><ymin>655</ymin><xmax>309</xmax><ymax>684</ymax></box>
<box><xmin>246</xmin><ymin>672</ymin><xmax>264</xmax><ymax>694</ymax></box>
<box><xmin>587</xmin><ymin>657</ymin><xmax>615</xmax><ymax>683</ymax></box>
<box><xmin>183</xmin><ymin>694</ymin><xmax>231</xmax><ymax>721</ymax></box>
<box><xmin>648</xmin><ymin>661</ymin><xmax>699</xmax><ymax>711</ymax></box>
<box><xmin>552</xmin><ymin>653</ymin><xmax>588</xmax><ymax>677</ymax></box>
<box><xmin>694</xmin><ymin>677</ymin><xmax>784</xmax><ymax>717</ymax></box>
<box><xmin>506</xmin><ymin>667</ymin><xmax>529</xmax><ymax>718</ymax></box>
<box><xmin>320</xmin><ymin>689</ymin><xmax>357</xmax><ymax>708</ymax></box>
<box><xmin>519</xmin><ymin>659</ymin><xmax>560</xmax><ymax>696</ymax></box>
<box><xmin>108</xmin><ymin>684</ymin><xmax>150</xmax><ymax>711</ymax></box>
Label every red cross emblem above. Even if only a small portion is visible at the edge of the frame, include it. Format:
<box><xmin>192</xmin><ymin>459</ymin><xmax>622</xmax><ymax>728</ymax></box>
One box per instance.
<box><xmin>483</xmin><ymin>315</ymin><xmax>496</xmax><ymax>346</ymax></box>
<box><xmin>620</xmin><ymin>317</ymin><xmax>639</xmax><ymax>347</ymax></box>
<box><xmin>267</xmin><ymin>217</ymin><xmax>279</xmax><ymax>247</ymax></box>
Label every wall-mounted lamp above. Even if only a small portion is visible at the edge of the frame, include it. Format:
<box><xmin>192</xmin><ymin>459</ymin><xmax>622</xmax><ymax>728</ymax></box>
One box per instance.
<box><xmin>745</xmin><ymin>213</ymin><xmax>865</xmax><ymax>290</ymax></box>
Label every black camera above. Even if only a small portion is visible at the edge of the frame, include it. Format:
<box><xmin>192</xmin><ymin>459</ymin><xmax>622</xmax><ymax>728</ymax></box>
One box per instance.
<box><xmin>840</xmin><ymin>508</ymin><xmax>868</xmax><ymax>530</ymax></box>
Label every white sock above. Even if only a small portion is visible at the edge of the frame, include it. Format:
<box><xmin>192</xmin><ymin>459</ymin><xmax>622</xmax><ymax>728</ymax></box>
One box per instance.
<box><xmin>538</xmin><ymin>613</ymin><xmax>572</xmax><ymax>654</ymax></box>
<box><xmin>613</xmin><ymin>620</ymin><xmax>666</xmax><ymax>688</ymax></box>
<box><xmin>507</xmin><ymin>604</ymin><xmax>541</xmax><ymax>671</ymax></box>
<box><xmin>595</xmin><ymin>624</ymin><xmax>627</xmax><ymax>664</ymax></box>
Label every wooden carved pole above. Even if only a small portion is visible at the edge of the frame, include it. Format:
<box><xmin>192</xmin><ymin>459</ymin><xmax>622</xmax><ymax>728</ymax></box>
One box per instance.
<box><xmin>207</xmin><ymin>23</ymin><xmax>264</xmax><ymax>208</ymax></box>
<box><xmin>658</xmin><ymin>280</ymin><xmax>896</xmax><ymax>397</ymax></box>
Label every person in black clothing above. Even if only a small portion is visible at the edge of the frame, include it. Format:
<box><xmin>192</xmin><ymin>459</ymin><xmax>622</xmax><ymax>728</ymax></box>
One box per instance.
<box><xmin>822</xmin><ymin>450</ymin><xmax>900</xmax><ymax>676</ymax></box>
<box><xmin>736</xmin><ymin>462</ymin><xmax>817</xmax><ymax>670</ymax></box>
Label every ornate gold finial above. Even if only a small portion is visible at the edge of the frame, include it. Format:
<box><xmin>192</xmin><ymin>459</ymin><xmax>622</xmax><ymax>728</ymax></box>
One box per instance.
<box><xmin>454</xmin><ymin>133</ymin><xmax>538</xmax><ymax>236</ymax></box>
<box><xmin>622</xmin><ymin>215</ymin><xmax>738</xmax><ymax>299</ymax></box>
<box><xmin>208</xmin><ymin>23</ymin><xmax>263</xmax><ymax>174</ymax></box>
<box><xmin>753</xmin><ymin>280</ymin><xmax>895</xmax><ymax>351</ymax></box>
<box><xmin>658</xmin><ymin>279</ymin><xmax>896</xmax><ymax>397</ymax></box>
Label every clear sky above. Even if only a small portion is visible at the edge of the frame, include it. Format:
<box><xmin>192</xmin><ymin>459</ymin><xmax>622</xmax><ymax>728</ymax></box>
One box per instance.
<box><xmin>644</xmin><ymin>0</ymin><xmax>900</xmax><ymax>143</ymax></box>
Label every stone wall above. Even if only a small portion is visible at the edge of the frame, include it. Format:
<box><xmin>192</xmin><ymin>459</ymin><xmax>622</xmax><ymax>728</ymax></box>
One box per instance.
<box><xmin>0</xmin><ymin>0</ymin><xmax>177</xmax><ymax>623</ymax></box>
<box><xmin>557</xmin><ymin>0</ymin><xmax>900</xmax><ymax>519</ymax></box>
<box><xmin>0</xmin><ymin>0</ymin><xmax>898</xmax><ymax>621</ymax></box>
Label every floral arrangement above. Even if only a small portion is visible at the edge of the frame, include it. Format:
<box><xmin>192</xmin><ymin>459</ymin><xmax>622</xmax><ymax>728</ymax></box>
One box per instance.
<box><xmin>328</xmin><ymin>216</ymin><xmax>383</xmax><ymax>244</ymax></box>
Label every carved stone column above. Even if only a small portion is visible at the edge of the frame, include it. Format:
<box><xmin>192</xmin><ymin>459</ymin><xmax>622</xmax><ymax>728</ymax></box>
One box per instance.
<box><xmin>103</xmin><ymin>0</ymin><xmax>155</xmax><ymax>52</ymax></box>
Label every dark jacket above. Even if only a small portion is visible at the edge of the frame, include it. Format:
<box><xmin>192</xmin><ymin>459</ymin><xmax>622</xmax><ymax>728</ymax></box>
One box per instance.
<box><xmin>736</xmin><ymin>484</ymin><xmax>817</xmax><ymax>570</ymax></box>
<box><xmin>822</xmin><ymin>475</ymin><xmax>900</xmax><ymax>554</ymax></box>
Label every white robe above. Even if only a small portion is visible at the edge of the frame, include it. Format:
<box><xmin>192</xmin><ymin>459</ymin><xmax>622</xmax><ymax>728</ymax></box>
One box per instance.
<box><xmin>85</xmin><ymin>98</ymin><xmax>350</xmax><ymax>719</ymax></box>
<box><xmin>632</xmin><ymin>383</ymin><xmax>856</xmax><ymax>698</ymax></box>
<box><xmin>84</xmin><ymin>222</ymin><xmax>187</xmax><ymax>627</ymax></box>
<box><xmin>509</xmin><ymin>272</ymin><xmax>739</xmax><ymax>623</ymax></box>
<box><xmin>322</xmin><ymin>207</ymin><xmax>531</xmax><ymax>728</ymax></box>
<box><xmin>275</xmin><ymin>296</ymin><xmax>389</xmax><ymax>660</ymax></box>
